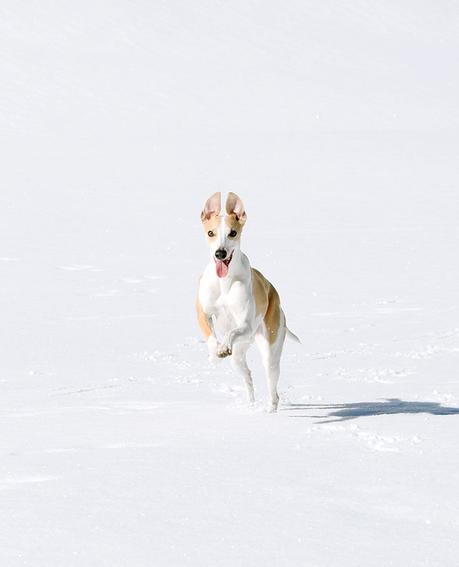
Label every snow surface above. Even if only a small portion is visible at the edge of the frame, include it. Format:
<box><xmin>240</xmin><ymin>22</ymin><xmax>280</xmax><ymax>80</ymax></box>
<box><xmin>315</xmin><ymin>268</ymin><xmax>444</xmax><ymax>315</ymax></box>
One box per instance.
<box><xmin>1</xmin><ymin>1</ymin><xmax>459</xmax><ymax>565</ymax></box>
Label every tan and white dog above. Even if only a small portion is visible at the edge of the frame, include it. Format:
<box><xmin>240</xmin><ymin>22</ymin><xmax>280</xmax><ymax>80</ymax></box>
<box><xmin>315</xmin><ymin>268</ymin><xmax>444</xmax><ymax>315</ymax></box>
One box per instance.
<box><xmin>196</xmin><ymin>192</ymin><xmax>299</xmax><ymax>412</ymax></box>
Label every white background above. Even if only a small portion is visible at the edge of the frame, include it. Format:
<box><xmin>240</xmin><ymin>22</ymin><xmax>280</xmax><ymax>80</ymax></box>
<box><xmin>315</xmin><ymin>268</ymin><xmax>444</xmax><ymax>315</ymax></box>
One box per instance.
<box><xmin>1</xmin><ymin>1</ymin><xmax>459</xmax><ymax>565</ymax></box>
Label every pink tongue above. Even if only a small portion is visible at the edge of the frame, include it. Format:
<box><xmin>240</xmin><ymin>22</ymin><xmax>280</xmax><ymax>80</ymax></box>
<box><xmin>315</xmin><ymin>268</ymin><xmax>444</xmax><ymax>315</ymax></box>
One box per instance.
<box><xmin>215</xmin><ymin>260</ymin><xmax>228</xmax><ymax>278</ymax></box>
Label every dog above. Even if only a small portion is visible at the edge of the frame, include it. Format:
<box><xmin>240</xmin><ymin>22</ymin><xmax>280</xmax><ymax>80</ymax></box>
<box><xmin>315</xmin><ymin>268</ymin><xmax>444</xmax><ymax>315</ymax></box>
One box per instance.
<box><xmin>196</xmin><ymin>192</ymin><xmax>299</xmax><ymax>412</ymax></box>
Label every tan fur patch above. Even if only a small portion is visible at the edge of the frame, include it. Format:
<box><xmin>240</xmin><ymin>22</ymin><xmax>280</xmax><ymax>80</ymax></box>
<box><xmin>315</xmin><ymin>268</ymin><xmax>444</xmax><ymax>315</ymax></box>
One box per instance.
<box><xmin>264</xmin><ymin>285</ymin><xmax>281</xmax><ymax>345</ymax></box>
<box><xmin>251</xmin><ymin>268</ymin><xmax>281</xmax><ymax>344</ymax></box>
<box><xmin>202</xmin><ymin>214</ymin><xmax>221</xmax><ymax>241</ymax></box>
<box><xmin>202</xmin><ymin>213</ymin><xmax>245</xmax><ymax>241</ymax></box>
<box><xmin>225</xmin><ymin>214</ymin><xmax>245</xmax><ymax>238</ymax></box>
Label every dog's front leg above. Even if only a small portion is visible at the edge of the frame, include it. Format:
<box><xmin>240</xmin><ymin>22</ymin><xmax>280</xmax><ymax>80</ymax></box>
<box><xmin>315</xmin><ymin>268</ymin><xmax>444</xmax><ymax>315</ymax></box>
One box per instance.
<box><xmin>204</xmin><ymin>315</ymin><xmax>220</xmax><ymax>364</ymax></box>
<box><xmin>216</xmin><ymin>282</ymin><xmax>255</xmax><ymax>358</ymax></box>
<box><xmin>197</xmin><ymin>299</ymin><xmax>220</xmax><ymax>363</ymax></box>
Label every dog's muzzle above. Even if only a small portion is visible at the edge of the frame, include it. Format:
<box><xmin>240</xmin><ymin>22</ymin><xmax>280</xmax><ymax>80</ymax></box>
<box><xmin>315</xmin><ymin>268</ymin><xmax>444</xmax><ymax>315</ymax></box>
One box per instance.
<box><xmin>214</xmin><ymin>251</ymin><xmax>233</xmax><ymax>278</ymax></box>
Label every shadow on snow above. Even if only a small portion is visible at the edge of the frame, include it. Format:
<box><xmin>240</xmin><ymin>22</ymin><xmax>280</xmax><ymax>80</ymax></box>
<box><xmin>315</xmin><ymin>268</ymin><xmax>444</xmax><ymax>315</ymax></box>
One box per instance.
<box><xmin>282</xmin><ymin>398</ymin><xmax>459</xmax><ymax>423</ymax></box>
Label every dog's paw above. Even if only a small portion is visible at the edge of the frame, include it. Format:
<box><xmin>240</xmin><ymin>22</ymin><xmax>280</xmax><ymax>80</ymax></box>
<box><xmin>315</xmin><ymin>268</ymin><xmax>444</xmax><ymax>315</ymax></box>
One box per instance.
<box><xmin>267</xmin><ymin>397</ymin><xmax>279</xmax><ymax>413</ymax></box>
<box><xmin>216</xmin><ymin>344</ymin><xmax>232</xmax><ymax>358</ymax></box>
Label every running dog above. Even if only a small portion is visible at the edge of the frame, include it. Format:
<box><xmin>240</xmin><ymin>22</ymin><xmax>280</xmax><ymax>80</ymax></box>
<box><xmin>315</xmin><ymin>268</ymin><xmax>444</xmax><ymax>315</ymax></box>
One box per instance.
<box><xmin>196</xmin><ymin>192</ymin><xmax>299</xmax><ymax>412</ymax></box>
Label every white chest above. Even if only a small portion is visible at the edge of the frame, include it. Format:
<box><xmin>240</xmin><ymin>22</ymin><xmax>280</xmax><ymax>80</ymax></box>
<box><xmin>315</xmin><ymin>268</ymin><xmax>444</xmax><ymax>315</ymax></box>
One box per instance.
<box><xmin>200</xmin><ymin>268</ymin><xmax>253</xmax><ymax>315</ymax></box>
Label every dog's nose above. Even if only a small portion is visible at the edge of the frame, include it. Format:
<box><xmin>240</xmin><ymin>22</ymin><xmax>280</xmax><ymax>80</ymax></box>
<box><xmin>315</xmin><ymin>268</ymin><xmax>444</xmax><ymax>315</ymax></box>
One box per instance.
<box><xmin>215</xmin><ymin>249</ymin><xmax>227</xmax><ymax>260</ymax></box>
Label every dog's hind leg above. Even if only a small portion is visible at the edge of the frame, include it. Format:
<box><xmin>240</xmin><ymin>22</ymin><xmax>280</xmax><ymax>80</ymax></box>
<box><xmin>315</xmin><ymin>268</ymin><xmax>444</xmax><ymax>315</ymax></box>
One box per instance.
<box><xmin>255</xmin><ymin>323</ymin><xmax>286</xmax><ymax>413</ymax></box>
<box><xmin>230</xmin><ymin>343</ymin><xmax>255</xmax><ymax>405</ymax></box>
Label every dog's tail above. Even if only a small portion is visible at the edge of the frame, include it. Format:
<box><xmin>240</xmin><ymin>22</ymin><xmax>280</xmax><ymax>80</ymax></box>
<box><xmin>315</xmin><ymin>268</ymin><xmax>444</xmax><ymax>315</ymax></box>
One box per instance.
<box><xmin>286</xmin><ymin>326</ymin><xmax>301</xmax><ymax>344</ymax></box>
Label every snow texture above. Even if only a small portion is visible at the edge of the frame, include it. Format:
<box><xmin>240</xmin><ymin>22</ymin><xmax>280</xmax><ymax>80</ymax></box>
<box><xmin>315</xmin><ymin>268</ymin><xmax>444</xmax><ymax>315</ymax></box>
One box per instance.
<box><xmin>1</xmin><ymin>1</ymin><xmax>459</xmax><ymax>566</ymax></box>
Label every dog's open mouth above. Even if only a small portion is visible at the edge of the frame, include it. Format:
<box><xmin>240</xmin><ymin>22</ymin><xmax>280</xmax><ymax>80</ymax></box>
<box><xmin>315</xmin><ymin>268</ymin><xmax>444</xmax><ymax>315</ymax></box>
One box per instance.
<box><xmin>214</xmin><ymin>251</ymin><xmax>233</xmax><ymax>278</ymax></box>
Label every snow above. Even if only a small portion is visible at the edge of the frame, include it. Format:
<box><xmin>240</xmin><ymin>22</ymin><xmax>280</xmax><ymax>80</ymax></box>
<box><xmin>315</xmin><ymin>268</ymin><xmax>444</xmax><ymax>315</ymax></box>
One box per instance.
<box><xmin>1</xmin><ymin>1</ymin><xmax>459</xmax><ymax>565</ymax></box>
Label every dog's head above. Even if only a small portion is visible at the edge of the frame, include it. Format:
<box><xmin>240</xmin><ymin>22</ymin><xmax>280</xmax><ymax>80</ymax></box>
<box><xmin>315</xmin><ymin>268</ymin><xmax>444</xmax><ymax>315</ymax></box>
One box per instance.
<box><xmin>201</xmin><ymin>192</ymin><xmax>247</xmax><ymax>278</ymax></box>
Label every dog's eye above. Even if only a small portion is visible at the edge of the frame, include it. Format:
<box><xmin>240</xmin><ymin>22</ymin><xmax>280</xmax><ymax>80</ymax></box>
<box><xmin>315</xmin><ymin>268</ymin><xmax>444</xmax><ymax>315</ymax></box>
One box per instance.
<box><xmin>229</xmin><ymin>229</ymin><xmax>237</xmax><ymax>238</ymax></box>
<box><xmin>207</xmin><ymin>230</ymin><xmax>215</xmax><ymax>237</ymax></box>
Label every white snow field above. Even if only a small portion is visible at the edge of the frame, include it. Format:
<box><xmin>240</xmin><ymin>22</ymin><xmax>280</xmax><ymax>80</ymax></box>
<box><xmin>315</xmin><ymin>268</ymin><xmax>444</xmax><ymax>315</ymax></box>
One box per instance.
<box><xmin>1</xmin><ymin>1</ymin><xmax>459</xmax><ymax>566</ymax></box>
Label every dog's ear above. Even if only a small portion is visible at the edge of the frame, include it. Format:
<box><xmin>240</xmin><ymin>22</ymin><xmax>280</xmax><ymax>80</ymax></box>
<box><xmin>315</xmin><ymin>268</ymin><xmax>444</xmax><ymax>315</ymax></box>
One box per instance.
<box><xmin>201</xmin><ymin>192</ymin><xmax>221</xmax><ymax>222</ymax></box>
<box><xmin>226</xmin><ymin>192</ymin><xmax>247</xmax><ymax>224</ymax></box>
